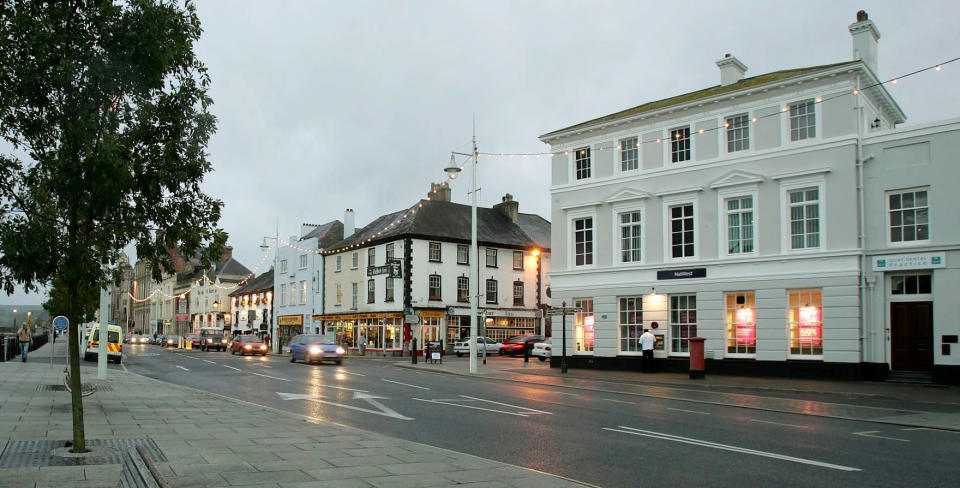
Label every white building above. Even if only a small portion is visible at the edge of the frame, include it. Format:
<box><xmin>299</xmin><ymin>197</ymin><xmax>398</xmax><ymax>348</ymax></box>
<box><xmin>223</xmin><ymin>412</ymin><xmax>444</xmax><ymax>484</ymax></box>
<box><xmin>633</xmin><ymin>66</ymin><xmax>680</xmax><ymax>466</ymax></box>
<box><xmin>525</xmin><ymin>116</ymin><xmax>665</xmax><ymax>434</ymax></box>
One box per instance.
<box><xmin>273</xmin><ymin>219</ymin><xmax>345</xmax><ymax>349</ymax></box>
<box><xmin>319</xmin><ymin>184</ymin><xmax>551</xmax><ymax>354</ymax></box>
<box><xmin>228</xmin><ymin>269</ymin><xmax>273</xmax><ymax>336</ymax></box>
<box><xmin>539</xmin><ymin>11</ymin><xmax>957</xmax><ymax>384</ymax></box>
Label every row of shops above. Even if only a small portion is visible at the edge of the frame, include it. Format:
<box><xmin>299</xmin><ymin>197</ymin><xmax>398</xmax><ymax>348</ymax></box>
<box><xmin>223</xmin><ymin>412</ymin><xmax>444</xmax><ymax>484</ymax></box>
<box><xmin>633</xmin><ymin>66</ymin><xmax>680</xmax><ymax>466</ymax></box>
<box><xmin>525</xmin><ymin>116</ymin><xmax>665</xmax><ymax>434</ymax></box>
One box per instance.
<box><xmin>274</xmin><ymin>309</ymin><xmax>543</xmax><ymax>354</ymax></box>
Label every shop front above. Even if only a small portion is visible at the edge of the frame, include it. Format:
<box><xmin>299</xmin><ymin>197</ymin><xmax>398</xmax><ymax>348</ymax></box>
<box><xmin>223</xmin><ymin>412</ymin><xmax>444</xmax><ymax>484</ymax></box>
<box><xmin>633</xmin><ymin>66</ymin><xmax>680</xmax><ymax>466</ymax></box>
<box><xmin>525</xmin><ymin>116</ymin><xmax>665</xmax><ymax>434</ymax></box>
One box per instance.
<box><xmin>277</xmin><ymin>314</ymin><xmax>303</xmax><ymax>350</ymax></box>
<box><xmin>446</xmin><ymin>307</ymin><xmax>538</xmax><ymax>342</ymax></box>
<box><xmin>318</xmin><ymin>312</ymin><xmax>404</xmax><ymax>354</ymax></box>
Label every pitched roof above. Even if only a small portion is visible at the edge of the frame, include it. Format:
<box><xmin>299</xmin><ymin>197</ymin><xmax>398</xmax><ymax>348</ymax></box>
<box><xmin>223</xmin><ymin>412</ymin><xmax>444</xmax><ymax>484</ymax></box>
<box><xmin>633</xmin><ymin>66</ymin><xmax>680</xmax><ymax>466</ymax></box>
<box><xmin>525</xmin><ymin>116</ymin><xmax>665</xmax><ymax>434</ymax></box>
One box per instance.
<box><xmin>540</xmin><ymin>61</ymin><xmax>859</xmax><ymax>140</ymax></box>
<box><xmin>228</xmin><ymin>269</ymin><xmax>273</xmax><ymax>297</ymax></box>
<box><xmin>301</xmin><ymin>220</ymin><xmax>344</xmax><ymax>249</ymax></box>
<box><xmin>326</xmin><ymin>199</ymin><xmax>550</xmax><ymax>252</ymax></box>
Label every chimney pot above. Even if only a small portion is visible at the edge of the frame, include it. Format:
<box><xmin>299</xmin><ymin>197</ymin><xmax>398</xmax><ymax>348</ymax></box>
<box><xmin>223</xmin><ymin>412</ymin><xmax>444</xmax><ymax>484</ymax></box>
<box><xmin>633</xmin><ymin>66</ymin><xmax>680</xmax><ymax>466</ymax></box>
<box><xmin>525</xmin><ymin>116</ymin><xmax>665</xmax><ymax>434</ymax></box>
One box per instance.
<box><xmin>716</xmin><ymin>54</ymin><xmax>748</xmax><ymax>86</ymax></box>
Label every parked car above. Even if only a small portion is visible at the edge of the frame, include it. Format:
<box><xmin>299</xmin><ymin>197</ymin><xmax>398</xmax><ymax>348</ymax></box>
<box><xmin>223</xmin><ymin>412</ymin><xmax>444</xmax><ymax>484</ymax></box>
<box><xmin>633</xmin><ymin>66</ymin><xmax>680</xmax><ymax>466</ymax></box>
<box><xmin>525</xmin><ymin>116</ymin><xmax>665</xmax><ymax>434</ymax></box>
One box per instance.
<box><xmin>83</xmin><ymin>324</ymin><xmax>123</xmax><ymax>364</ymax></box>
<box><xmin>531</xmin><ymin>337</ymin><xmax>552</xmax><ymax>361</ymax></box>
<box><xmin>162</xmin><ymin>335</ymin><xmax>181</xmax><ymax>348</ymax></box>
<box><xmin>231</xmin><ymin>335</ymin><xmax>268</xmax><ymax>356</ymax></box>
<box><xmin>186</xmin><ymin>334</ymin><xmax>202</xmax><ymax>349</ymax></box>
<box><xmin>499</xmin><ymin>335</ymin><xmax>545</xmax><ymax>356</ymax></box>
<box><xmin>289</xmin><ymin>334</ymin><xmax>345</xmax><ymax>365</ymax></box>
<box><xmin>453</xmin><ymin>337</ymin><xmax>502</xmax><ymax>357</ymax></box>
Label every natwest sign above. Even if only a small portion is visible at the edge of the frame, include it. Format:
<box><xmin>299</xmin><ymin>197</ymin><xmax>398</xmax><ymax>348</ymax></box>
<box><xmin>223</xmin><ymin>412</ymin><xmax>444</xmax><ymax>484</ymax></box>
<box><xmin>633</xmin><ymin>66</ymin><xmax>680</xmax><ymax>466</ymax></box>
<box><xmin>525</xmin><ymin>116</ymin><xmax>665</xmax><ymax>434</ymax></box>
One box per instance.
<box><xmin>657</xmin><ymin>268</ymin><xmax>706</xmax><ymax>280</ymax></box>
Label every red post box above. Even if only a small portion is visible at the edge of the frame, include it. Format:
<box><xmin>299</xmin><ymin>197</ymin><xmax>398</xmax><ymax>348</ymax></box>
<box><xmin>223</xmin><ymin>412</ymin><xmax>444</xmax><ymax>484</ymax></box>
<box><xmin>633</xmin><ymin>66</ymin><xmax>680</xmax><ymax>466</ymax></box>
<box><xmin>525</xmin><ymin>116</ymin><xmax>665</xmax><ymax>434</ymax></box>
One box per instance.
<box><xmin>689</xmin><ymin>337</ymin><xmax>705</xmax><ymax>379</ymax></box>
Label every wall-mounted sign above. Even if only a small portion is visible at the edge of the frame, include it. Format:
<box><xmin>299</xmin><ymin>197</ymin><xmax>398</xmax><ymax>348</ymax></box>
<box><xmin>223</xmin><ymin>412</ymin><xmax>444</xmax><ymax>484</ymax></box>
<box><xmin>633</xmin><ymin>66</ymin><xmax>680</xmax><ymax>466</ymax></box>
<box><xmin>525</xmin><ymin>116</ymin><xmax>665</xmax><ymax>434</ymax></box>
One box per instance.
<box><xmin>367</xmin><ymin>259</ymin><xmax>402</xmax><ymax>278</ymax></box>
<box><xmin>657</xmin><ymin>268</ymin><xmax>707</xmax><ymax>280</ymax></box>
<box><xmin>872</xmin><ymin>252</ymin><xmax>945</xmax><ymax>271</ymax></box>
<box><xmin>277</xmin><ymin>315</ymin><xmax>303</xmax><ymax>326</ymax></box>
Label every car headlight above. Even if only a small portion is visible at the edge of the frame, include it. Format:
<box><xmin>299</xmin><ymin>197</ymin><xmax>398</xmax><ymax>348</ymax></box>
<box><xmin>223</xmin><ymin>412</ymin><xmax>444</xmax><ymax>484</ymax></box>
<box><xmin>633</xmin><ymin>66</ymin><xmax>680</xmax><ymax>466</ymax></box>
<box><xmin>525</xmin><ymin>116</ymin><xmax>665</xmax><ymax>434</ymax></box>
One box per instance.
<box><xmin>309</xmin><ymin>346</ymin><xmax>322</xmax><ymax>354</ymax></box>
<box><xmin>167</xmin><ymin>340</ymin><xmax>173</xmax><ymax>344</ymax></box>
<box><xmin>243</xmin><ymin>345</ymin><xmax>252</xmax><ymax>350</ymax></box>
<box><xmin>336</xmin><ymin>347</ymin><xmax>345</xmax><ymax>355</ymax></box>
<box><xmin>260</xmin><ymin>345</ymin><xmax>267</xmax><ymax>350</ymax></box>
<box><xmin>221</xmin><ymin>339</ymin><xmax>227</xmax><ymax>344</ymax></box>
<box><xmin>207</xmin><ymin>339</ymin><xmax>212</xmax><ymax>343</ymax></box>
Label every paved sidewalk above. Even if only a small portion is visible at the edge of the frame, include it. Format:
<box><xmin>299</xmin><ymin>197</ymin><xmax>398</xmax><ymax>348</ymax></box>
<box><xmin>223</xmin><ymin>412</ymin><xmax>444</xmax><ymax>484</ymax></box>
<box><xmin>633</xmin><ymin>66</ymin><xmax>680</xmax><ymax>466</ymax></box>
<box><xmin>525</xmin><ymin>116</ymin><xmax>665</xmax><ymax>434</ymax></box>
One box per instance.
<box><xmin>395</xmin><ymin>356</ymin><xmax>960</xmax><ymax>431</ymax></box>
<box><xmin>0</xmin><ymin>353</ymin><xmax>588</xmax><ymax>487</ymax></box>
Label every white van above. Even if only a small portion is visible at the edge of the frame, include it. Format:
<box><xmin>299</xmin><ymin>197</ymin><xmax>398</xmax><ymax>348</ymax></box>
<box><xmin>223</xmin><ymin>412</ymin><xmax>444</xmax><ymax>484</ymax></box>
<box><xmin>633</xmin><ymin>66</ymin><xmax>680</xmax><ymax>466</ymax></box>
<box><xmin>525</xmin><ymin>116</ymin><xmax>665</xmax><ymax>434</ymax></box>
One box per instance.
<box><xmin>84</xmin><ymin>324</ymin><xmax>124</xmax><ymax>364</ymax></box>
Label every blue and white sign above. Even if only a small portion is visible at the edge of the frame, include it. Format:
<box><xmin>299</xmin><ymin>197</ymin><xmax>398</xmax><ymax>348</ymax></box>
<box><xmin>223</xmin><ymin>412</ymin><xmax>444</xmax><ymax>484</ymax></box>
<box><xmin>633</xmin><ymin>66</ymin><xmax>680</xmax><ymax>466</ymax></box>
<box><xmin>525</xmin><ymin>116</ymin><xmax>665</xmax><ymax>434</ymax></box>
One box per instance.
<box><xmin>53</xmin><ymin>315</ymin><xmax>69</xmax><ymax>331</ymax></box>
<box><xmin>872</xmin><ymin>252</ymin><xmax>945</xmax><ymax>271</ymax></box>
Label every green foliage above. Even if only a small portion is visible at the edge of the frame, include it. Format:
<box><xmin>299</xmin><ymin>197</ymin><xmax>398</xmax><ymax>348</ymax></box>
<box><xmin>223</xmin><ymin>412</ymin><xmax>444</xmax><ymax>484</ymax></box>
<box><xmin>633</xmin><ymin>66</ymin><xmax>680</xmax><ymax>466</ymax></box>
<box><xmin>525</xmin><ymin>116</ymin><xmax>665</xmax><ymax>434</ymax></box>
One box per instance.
<box><xmin>0</xmin><ymin>0</ymin><xmax>227</xmax><ymax>296</ymax></box>
<box><xmin>43</xmin><ymin>276</ymin><xmax>99</xmax><ymax>323</ymax></box>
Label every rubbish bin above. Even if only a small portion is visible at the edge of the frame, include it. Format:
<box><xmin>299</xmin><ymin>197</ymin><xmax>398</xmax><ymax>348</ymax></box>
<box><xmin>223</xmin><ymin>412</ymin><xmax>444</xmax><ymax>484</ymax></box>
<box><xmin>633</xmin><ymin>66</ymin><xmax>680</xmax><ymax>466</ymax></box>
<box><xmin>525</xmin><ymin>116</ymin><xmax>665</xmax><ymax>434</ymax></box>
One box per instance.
<box><xmin>689</xmin><ymin>337</ymin><xmax>705</xmax><ymax>379</ymax></box>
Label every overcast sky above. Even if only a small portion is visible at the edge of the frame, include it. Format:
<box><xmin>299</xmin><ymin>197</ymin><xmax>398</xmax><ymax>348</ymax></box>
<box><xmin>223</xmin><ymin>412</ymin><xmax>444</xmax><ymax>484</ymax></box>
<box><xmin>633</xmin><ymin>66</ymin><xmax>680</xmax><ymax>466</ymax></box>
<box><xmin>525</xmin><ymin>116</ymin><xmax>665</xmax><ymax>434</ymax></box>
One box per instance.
<box><xmin>3</xmin><ymin>0</ymin><xmax>959</xmax><ymax>306</ymax></box>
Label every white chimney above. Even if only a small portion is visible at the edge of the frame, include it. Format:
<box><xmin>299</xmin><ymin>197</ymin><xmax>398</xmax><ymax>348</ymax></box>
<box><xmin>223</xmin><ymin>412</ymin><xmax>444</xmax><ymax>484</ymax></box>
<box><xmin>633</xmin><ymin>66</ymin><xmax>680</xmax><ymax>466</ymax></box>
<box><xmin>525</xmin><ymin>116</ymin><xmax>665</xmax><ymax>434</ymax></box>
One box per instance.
<box><xmin>343</xmin><ymin>209</ymin><xmax>355</xmax><ymax>237</ymax></box>
<box><xmin>716</xmin><ymin>54</ymin><xmax>747</xmax><ymax>86</ymax></box>
<box><xmin>849</xmin><ymin>10</ymin><xmax>880</xmax><ymax>75</ymax></box>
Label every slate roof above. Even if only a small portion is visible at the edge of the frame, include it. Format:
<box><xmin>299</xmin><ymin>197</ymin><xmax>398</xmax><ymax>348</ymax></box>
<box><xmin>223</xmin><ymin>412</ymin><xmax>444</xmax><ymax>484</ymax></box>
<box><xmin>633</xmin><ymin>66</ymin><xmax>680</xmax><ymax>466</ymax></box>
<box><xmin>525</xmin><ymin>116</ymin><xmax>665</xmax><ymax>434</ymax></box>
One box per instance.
<box><xmin>229</xmin><ymin>269</ymin><xmax>273</xmax><ymax>297</ymax></box>
<box><xmin>326</xmin><ymin>199</ymin><xmax>550</xmax><ymax>252</ymax></box>
<box><xmin>174</xmin><ymin>254</ymin><xmax>252</xmax><ymax>289</ymax></box>
<box><xmin>301</xmin><ymin>220</ymin><xmax>344</xmax><ymax>249</ymax></box>
<box><xmin>540</xmin><ymin>61</ymin><xmax>859</xmax><ymax>140</ymax></box>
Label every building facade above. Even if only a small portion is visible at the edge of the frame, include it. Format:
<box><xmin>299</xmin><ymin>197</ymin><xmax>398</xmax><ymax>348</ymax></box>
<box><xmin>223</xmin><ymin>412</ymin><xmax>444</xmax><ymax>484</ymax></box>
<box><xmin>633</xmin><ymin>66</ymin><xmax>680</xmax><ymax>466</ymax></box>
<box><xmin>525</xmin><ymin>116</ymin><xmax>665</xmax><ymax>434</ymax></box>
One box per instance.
<box><xmin>539</xmin><ymin>12</ymin><xmax>959</xmax><ymax>382</ymax></box>
<box><xmin>319</xmin><ymin>186</ymin><xmax>551</xmax><ymax>354</ymax></box>
<box><xmin>229</xmin><ymin>269</ymin><xmax>273</xmax><ymax>336</ymax></box>
<box><xmin>273</xmin><ymin>219</ymin><xmax>345</xmax><ymax>349</ymax></box>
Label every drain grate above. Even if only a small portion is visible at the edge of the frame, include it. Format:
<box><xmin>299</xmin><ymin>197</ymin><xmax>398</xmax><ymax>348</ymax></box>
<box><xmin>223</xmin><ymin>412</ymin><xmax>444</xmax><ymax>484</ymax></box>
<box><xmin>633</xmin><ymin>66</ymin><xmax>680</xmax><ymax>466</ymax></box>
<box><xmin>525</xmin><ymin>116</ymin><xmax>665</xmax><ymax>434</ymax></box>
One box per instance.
<box><xmin>37</xmin><ymin>384</ymin><xmax>113</xmax><ymax>392</ymax></box>
<box><xmin>0</xmin><ymin>438</ymin><xmax>165</xmax><ymax>467</ymax></box>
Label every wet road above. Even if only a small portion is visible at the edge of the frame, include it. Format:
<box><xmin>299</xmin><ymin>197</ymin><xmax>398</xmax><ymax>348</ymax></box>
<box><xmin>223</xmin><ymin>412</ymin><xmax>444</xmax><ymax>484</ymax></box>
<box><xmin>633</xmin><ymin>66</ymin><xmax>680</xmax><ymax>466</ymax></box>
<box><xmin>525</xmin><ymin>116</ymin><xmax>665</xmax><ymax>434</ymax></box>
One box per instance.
<box><xmin>109</xmin><ymin>344</ymin><xmax>959</xmax><ymax>487</ymax></box>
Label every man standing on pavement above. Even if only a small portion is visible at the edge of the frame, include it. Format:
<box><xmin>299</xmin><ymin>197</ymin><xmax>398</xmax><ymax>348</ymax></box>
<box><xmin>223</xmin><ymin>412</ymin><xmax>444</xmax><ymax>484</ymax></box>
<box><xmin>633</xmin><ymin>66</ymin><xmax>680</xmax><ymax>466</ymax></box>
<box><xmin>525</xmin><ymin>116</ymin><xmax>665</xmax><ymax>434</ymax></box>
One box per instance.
<box><xmin>639</xmin><ymin>328</ymin><xmax>656</xmax><ymax>373</ymax></box>
<box><xmin>18</xmin><ymin>323</ymin><xmax>31</xmax><ymax>362</ymax></box>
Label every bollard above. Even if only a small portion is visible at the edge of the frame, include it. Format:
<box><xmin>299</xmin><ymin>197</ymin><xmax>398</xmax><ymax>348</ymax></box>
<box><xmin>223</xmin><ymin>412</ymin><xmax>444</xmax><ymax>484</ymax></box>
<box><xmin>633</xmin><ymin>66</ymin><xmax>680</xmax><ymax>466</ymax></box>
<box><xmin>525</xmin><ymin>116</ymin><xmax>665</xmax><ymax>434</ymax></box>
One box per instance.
<box><xmin>411</xmin><ymin>338</ymin><xmax>417</xmax><ymax>364</ymax></box>
<box><xmin>689</xmin><ymin>337</ymin><xmax>706</xmax><ymax>379</ymax></box>
<box><xmin>523</xmin><ymin>341</ymin><xmax>530</xmax><ymax>363</ymax></box>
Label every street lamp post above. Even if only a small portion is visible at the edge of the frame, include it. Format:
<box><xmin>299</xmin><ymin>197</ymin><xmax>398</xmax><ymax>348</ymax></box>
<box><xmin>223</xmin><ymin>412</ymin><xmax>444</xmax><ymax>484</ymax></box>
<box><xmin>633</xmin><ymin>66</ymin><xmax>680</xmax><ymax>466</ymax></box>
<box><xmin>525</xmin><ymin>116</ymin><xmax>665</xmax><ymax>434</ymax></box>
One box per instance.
<box><xmin>12</xmin><ymin>308</ymin><xmax>17</xmax><ymax>330</ymax></box>
<box><xmin>261</xmin><ymin>230</ymin><xmax>279</xmax><ymax>354</ymax></box>
<box><xmin>445</xmin><ymin>135</ymin><xmax>479</xmax><ymax>374</ymax></box>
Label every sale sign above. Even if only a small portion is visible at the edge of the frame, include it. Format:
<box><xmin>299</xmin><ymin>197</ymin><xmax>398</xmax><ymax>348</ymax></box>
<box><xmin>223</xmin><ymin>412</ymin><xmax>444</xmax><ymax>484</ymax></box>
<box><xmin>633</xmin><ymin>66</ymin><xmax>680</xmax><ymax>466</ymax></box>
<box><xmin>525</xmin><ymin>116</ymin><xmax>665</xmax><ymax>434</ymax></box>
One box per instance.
<box><xmin>798</xmin><ymin>306</ymin><xmax>822</xmax><ymax>344</ymax></box>
<box><xmin>734</xmin><ymin>308</ymin><xmax>755</xmax><ymax>344</ymax></box>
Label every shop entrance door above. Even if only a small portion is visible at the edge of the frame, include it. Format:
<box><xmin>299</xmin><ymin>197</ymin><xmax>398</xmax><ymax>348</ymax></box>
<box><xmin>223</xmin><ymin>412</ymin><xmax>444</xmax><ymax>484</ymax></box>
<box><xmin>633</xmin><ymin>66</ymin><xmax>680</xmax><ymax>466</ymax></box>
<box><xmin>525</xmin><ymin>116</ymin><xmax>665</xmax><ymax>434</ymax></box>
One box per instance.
<box><xmin>890</xmin><ymin>301</ymin><xmax>933</xmax><ymax>372</ymax></box>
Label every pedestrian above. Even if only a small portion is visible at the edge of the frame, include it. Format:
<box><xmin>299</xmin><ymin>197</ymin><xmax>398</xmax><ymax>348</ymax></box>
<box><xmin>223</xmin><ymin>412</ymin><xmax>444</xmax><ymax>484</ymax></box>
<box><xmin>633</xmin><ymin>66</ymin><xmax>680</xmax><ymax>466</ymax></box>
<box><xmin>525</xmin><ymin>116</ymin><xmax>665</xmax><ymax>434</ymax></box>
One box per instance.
<box><xmin>18</xmin><ymin>323</ymin><xmax>31</xmax><ymax>362</ymax></box>
<box><xmin>639</xmin><ymin>328</ymin><xmax>656</xmax><ymax>373</ymax></box>
<box><xmin>358</xmin><ymin>333</ymin><xmax>366</xmax><ymax>355</ymax></box>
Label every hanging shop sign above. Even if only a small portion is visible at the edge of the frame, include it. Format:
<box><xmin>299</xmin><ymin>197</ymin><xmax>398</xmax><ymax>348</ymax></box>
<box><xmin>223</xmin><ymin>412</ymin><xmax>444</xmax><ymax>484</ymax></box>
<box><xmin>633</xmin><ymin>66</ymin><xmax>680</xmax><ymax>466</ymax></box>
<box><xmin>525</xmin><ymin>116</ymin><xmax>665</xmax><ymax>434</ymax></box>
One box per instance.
<box><xmin>872</xmin><ymin>252</ymin><xmax>945</xmax><ymax>271</ymax></box>
<box><xmin>419</xmin><ymin>310</ymin><xmax>445</xmax><ymax>318</ymax></box>
<box><xmin>277</xmin><ymin>315</ymin><xmax>303</xmax><ymax>326</ymax></box>
<box><xmin>657</xmin><ymin>268</ymin><xmax>707</xmax><ymax>280</ymax></box>
<box><xmin>366</xmin><ymin>258</ymin><xmax>402</xmax><ymax>278</ymax></box>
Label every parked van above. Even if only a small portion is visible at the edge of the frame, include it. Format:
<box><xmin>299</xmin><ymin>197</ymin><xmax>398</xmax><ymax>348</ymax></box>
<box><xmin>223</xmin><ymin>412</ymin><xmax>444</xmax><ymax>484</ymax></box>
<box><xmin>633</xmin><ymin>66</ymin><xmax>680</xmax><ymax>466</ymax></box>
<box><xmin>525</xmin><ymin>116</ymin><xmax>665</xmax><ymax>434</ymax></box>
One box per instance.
<box><xmin>84</xmin><ymin>324</ymin><xmax>123</xmax><ymax>364</ymax></box>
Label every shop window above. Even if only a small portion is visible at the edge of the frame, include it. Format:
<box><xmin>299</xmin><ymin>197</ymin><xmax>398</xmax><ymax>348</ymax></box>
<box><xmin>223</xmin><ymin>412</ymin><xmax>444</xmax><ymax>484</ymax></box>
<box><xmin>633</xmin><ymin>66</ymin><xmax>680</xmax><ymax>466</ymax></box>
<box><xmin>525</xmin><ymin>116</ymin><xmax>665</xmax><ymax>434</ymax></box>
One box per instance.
<box><xmin>725</xmin><ymin>292</ymin><xmax>756</xmax><ymax>355</ymax></box>
<box><xmin>384</xmin><ymin>278</ymin><xmax>394</xmax><ymax>302</ymax></box>
<box><xmin>485</xmin><ymin>279</ymin><xmax>498</xmax><ymax>304</ymax></box>
<box><xmin>513</xmin><ymin>281</ymin><xmax>524</xmax><ymax>306</ymax></box>
<box><xmin>512</xmin><ymin>250</ymin><xmax>523</xmax><ymax>270</ymax></box>
<box><xmin>788</xmin><ymin>289</ymin><xmax>822</xmax><ymax>357</ymax></box>
<box><xmin>367</xmin><ymin>279</ymin><xmax>375</xmax><ymax>303</ymax></box>
<box><xmin>670</xmin><ymin>294</ymin><xmax>697</xmax><ymax>353</ymax></box>
<box><xmin>618</xmin><ymin>296</ymin><xmax>643</xmax><ymax>353</ymax></box>
<box><xmin>457</xmin><ymin>276</ymin><xmax>469</xmax><ymax>302</ymax></box>
<box><xmin>428</xmin><ymin>274</ymin><xmax>441</xmax><ymax>300</ymax></box>
<box><xmin>891</xmin><ymin>274</ymin><xmax>931</xmax><ymax>295</ymax></box>
<box><xmin>575</xmin><ymin>298</ymin><xmax>595</xmax><ymax>353</ymax></box>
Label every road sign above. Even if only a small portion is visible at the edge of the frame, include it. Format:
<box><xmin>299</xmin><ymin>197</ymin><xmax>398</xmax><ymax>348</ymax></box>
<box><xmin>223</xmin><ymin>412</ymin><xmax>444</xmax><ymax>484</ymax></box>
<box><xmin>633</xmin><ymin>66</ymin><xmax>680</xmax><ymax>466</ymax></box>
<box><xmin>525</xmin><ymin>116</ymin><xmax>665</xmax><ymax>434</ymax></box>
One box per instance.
<box><xmin>53</xmin><ymin>316</ymin><xmax>69</xmax><ymax>331</ymax></box>
<box><xmin>404</xmin><ymin>314</ymin><xmax>420</xmax><ymax>324</ymax></box>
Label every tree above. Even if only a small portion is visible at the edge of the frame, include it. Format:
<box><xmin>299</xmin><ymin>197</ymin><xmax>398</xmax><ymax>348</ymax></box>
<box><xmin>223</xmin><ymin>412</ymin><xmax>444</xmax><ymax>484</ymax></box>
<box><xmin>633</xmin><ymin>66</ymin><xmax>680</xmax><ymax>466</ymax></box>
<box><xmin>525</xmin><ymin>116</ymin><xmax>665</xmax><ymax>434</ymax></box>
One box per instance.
<box><xmin>0</xmin><ymin>1</ymin><xmax>226</xmax><ymax>452</ymax></box>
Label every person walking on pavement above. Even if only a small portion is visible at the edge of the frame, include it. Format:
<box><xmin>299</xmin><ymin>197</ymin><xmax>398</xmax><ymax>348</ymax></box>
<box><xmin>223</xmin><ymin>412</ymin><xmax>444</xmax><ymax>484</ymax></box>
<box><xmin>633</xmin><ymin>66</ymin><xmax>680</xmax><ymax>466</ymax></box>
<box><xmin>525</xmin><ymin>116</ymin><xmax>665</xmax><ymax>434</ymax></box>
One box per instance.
<box><xmin>639</xmin><ymin>328</ymin><xmax>656</xmax><ymax>373</ymax></box>
<box><xmin>18</xmin><ymin>323</ymin><xmax>31</xmax><ymax>362</ymax></box>
<box><xmin>358</xmin><ymin>333</ymin><xmax>366</xmax><ymax>355</ymax></box>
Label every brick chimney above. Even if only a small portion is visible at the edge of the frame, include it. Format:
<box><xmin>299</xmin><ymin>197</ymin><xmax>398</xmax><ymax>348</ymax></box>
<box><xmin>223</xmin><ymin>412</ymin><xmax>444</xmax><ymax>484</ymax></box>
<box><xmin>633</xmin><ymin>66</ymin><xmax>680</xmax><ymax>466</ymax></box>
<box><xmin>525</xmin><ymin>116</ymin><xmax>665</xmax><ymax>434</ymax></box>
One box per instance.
<box><xmin>493</xmin><ymin>193</ymin><xmax>519</xmax><ymax>223</ymax></box>
<box><xmin>849</xmin><ymin>10</ymin><xmax>880</xmax><ymax>74</ymax></box>
<box><xmin>716</xmin><ymin>53</ymin><xmax>747</xmax><ymax>86</ymax></box>
<box><xmin>429</xmin><ymin>182</ymin><xmax>451</xmax><ymax>202</ymax></box>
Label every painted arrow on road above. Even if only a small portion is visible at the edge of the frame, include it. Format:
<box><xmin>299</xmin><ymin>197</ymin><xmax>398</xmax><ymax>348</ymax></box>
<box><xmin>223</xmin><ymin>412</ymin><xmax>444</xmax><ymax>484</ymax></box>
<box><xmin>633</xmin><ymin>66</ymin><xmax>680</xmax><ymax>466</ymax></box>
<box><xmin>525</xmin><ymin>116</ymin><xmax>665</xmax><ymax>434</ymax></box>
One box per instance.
<box><xmin>277</xmin><ymin>391</ymin><xmax>413</xmax><ymax>421</ymax></box>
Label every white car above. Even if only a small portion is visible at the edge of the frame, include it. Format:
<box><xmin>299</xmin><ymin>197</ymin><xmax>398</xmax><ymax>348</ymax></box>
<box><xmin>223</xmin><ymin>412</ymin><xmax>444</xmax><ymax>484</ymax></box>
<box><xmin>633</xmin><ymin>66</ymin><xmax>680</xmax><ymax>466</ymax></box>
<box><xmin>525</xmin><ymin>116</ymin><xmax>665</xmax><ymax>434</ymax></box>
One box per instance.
<box><xmin>454</xmin><ymin>337</ymin><xmax>501</xmax><ymax>357</ymax></box>
<box><xmin>532</xmin><ymin>337</ymin><xmax>552</xmax><ymax>361</ymax></box>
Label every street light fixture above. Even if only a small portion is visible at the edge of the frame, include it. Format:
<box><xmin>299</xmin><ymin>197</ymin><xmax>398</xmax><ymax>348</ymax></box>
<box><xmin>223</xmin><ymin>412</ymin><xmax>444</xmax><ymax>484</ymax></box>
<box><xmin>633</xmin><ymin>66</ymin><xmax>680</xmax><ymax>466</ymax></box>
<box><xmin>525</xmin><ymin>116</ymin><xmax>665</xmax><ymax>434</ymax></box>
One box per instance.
<box><xmin>445</xmin><ymin>134</ymin><xmax>479</xmax><ymax>374</ymax></box>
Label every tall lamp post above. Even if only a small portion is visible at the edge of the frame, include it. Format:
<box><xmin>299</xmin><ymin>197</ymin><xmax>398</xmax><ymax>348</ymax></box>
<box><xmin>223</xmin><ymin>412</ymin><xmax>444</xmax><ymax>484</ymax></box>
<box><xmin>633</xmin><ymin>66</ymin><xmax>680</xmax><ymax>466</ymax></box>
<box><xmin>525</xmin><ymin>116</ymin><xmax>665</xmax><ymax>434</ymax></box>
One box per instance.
<box><xmin>12</xmin><ymin>308</ymin><xmax>17</xmax><ymax>330</ymax></box>
<box><xmin>261</xmin><ymin>231</ymin><xmax>279</xmax><ymax>354</ymax></box>
<box><xmin>444</xmin><ymin>135</ymin><xmax>479</xmax><ymax>374</ymax></box>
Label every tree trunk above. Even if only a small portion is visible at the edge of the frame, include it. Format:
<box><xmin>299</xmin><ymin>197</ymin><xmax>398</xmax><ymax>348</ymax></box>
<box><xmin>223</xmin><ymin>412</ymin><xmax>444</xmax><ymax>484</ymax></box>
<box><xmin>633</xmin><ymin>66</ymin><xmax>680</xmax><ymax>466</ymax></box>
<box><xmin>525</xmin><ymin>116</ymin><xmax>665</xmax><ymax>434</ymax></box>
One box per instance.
<box><xmin>67</xmin><ymin>282</ymin><xmax>86</xmax><ymax>453</ymax></box>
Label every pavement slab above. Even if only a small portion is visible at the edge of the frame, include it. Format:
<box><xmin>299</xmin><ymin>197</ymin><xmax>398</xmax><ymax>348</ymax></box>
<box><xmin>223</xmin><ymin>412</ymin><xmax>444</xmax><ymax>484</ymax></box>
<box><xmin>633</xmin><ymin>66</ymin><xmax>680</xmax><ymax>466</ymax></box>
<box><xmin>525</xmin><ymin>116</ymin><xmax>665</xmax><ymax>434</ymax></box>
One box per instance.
<box><xmin>0</xmin><ymin>353</ymin><xmax>588</xmax><ymax>488</ymax></box>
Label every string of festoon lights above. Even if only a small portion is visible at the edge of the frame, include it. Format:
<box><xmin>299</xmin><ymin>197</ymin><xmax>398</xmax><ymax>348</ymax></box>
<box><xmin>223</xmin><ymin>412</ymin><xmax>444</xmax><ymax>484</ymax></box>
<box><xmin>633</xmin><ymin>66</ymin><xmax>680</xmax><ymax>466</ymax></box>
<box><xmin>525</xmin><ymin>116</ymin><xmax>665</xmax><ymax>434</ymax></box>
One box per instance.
<box><xmin>465</xmin><ymin>57</ymin><xmax>959</xmax><ymax>158</ymax></box>
<box><xmin>125</xmin><ymin>244</ymin><xmax>274</xmax><ymax>303</ymax></box>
